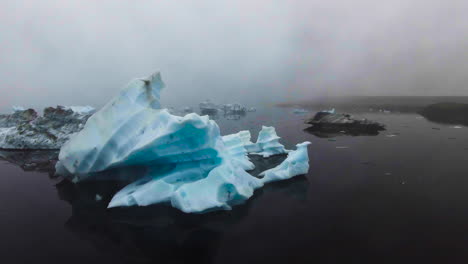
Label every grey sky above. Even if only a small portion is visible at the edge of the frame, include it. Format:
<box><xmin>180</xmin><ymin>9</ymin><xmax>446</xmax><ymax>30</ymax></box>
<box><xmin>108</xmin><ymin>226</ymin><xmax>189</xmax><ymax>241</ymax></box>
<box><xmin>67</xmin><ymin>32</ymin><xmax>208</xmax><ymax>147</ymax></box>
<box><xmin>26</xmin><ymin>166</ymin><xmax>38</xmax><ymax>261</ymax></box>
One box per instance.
<box><xmin>1</xmin><ymin>0</ymin><xmax>467</xmax><ymax>112</ymax></box>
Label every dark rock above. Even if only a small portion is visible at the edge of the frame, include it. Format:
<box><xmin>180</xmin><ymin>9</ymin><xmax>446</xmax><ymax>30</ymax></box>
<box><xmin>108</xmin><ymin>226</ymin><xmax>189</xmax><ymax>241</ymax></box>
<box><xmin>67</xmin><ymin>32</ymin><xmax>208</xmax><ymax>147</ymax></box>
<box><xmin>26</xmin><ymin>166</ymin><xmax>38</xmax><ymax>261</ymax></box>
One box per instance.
<box><xmin>420</xmin><ymin>103</ymin><xmax>468</xmax><ymax>126</ymax></box>
<box><xmin>304</xmin><ymin>111</ymin><xmax>385</xmax><ymax>137</ymax></box>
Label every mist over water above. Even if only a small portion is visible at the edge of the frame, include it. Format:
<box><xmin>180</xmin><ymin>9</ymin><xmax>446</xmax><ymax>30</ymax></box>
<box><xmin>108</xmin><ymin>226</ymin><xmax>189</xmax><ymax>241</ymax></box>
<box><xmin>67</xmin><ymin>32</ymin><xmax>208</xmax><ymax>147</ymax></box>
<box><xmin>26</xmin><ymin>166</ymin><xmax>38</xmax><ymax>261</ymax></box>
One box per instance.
<box><xmin>1</xmin><ymin>0</ymin><xmax>468</xmax><ymax>113</ymax></box>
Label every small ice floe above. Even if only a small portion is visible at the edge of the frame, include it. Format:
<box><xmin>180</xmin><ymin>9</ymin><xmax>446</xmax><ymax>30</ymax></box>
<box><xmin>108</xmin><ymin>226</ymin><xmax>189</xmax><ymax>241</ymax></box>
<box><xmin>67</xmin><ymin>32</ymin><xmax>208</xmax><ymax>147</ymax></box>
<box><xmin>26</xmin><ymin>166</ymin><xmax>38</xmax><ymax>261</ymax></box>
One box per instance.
<box><xmin>386</xmin><ymin>134</ymin><xmax>398</xmax><ymax>137</ymax></box>
<box><xmin>452</xmin><ymin>126</ymin><xmax>463</xmax><ymax>129</ymax></box>
<box><xmin>183</xmin><ymin>106</ymin><xmax>193</xmax><ymax>113</ymax></box>
<box><xmin>292</xmin><ymin>108</ymin><xmax>308</xmax><ymax>114</ymax></box>
<box><xmin>328</xmin><ymin>138</ymin><xmax>337</xmax><ymax>142</ymax></box>
<box><xmin>95</xmin><ymin>194</ymin><xmax>102</xmax><ymax>201</ymax></box>
<box><xmin>379</xmin><ymin>109</ymin><xmax>391</xmax><ymax>113</ymax></box>
<box><xmin>335</xmin><ymin>146</ymin><xmax>349</xmax><ymax>149</ymax></box>
<box><xmin>12</xmin><ymin>106</ymin><xmax>26</xmax><ymax>112</ymax></box>
<box><xmin>384</xmin><ymin>172</ymin><xmax>392</xmax><ymax>176</ymax></box>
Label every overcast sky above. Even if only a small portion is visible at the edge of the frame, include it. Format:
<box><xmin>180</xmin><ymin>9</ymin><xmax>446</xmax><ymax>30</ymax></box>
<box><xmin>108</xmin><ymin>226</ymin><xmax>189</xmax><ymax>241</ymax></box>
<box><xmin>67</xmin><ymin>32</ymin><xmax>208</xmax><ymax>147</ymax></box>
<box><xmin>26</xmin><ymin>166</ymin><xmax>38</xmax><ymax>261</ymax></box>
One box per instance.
<box><xmin>1</xmin><ymin>0</ymin><xmax>467</xmax><ymax>112</ymax></box>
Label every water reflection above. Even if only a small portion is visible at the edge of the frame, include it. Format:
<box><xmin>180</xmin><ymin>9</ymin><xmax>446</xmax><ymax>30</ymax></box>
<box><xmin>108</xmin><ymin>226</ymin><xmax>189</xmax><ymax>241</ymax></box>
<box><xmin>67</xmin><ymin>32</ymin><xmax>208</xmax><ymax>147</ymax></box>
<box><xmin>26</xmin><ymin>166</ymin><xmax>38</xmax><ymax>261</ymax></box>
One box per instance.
<box><xmin>0</xmin><ymin>150</ymin><xmax>58</xmax><ymax>176</ymax></box>
<box><xmin>0</xmin><ymin>150</ymin><xmax>308</xmax><ymax>263</ymax></box>
<box><xmin>223</xmin><ymin>111</ymin><xmax>246</xmax><ymax>120</ymax></box>
<box><xmin>200</xmin><ymin>109</ymin><xmax>219</xmax><ymax>120</ymax></box>
<box><xmin>56</xmin><ymin>175</ymin><xmax>308</xmax><ymax>263</ymax></box>
<box><xmin>303</xmin><ymin>126</ymin><xmax>381</xmax><ymax>138</ymax></box>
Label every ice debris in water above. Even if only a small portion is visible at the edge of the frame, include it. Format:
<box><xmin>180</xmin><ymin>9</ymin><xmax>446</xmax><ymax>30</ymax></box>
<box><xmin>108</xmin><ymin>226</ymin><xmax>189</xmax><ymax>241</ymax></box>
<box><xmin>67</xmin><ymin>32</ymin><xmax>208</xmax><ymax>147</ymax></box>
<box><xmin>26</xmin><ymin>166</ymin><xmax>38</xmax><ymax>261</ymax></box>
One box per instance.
<box><xmin>57</xmin><ymin>71</ymin><xmax>311</xmax><ymax>213</ymax></box>
<box><xmin>252</xmin><ymin>126</ymin><xmax>290</xmax><ymax>158</ymax></box>
<box><xmin>292</xmin><ymin>108</ymin><xmax>308</xmax><ymax>114</ymax></box>
<box><xmin>64</xmin><ymin>106</ymin><xmax>95</xmax><ymax>115</ymax></box>
<box><xmin>259</xmin><ymin>142</ymin><xmax>311</xmax><ymax>184</ymax></box>
<box><xmin>12</xmin><ymin>106</ymin><xmax>26</xmax><ymax>112</ymax></box>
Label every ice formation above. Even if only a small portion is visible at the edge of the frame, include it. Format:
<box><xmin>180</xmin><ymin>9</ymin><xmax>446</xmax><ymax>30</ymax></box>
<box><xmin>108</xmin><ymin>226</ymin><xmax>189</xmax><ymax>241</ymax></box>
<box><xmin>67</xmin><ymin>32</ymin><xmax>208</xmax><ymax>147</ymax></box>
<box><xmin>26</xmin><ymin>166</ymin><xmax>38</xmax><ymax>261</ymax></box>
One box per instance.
<box><xmin>259</xmin><ymin>142</ymin><xmax>311</xmax><ymax>184</ymax></box>
<box><xmin>12</xmin><ymin>106</ymin><xmax>26</xmax><ymax>112</ymax></box>
<box><xmin>222</xmin><ymin>103</ymin><xmax>247</xmax><ymax>114</ymax></box>
<box><xmin>57</xmin><ymin>71</ymin><xmax>311</xmax><ymax>213</ymax></box>
<box><xmin>0</xmin><ymin>106</ymin><xmax>94</xmax><ymax>149</ymax></box>
<box><xmin>65</xmin><ymin>106</ymin><xmax>95</xmax><ymax>115</ymax></box>
<box><xmin>252</xmin><ymin>126</ymin><xmax>289</xmax><ymax>157</ymax></box>
<box><xmin>292</xmin><ymin>108</ymin><xmax>308</xmax><ymax>114</ymax></box>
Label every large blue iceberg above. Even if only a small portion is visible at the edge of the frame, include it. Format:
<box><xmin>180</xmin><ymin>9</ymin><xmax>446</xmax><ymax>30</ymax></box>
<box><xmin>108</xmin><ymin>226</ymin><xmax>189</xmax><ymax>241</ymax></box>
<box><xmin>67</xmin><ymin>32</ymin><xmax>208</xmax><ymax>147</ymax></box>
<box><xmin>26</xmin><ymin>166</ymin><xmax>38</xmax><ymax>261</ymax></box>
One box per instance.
<box><xmin>57</xmin><ymin>71</ymin><xmax>311</xmax><ymax>213</ymax></box>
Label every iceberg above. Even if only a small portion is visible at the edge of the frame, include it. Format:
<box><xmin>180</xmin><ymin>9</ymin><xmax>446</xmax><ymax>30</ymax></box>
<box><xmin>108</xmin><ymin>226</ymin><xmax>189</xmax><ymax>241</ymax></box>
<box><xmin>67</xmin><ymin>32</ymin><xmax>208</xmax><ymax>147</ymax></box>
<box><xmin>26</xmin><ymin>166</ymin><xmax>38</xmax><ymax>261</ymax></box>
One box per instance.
<box><xmin>65</xmin><ymin>106</ymin><xmax>95</xmax><ymax>115</ymax></box>
<box><xmin>57</xmin><ymin>71</ymin><xmax>311</xmax><ymax>213</ymax></box>
<box><xmin>292</xmin><ymin>108</ymin><xmax>308</xmax><ymax>114</ymax></box>
<box><xmin>222</xmin><ymin>103</ymin><xmax>247</xmax><ymax>114</ymax></box>
<box><xmin>199</xmin><ymin>99</ymin><xmax>218</xmax><ymax>114</ymax></box>
<box><xmin>259</xmin><ymin>142</ymin><xmax>311</xmax><ymax>184</ymax></box>
<box><xmin>12</xmin><ymin>106</ymin><xmax>26</xmax><ymax>112</ymax></box>
<box><xmin>0</xmin><ymin>106</ymin><xmax>94</xmax><ymax>149</ymax></box>
<box><xmin>0</xmin><ymin>108</ymin><xmax>38</xmax><ymax>128</ymax></box>
<box><xmin>252</xmin><ymin>126</ymin><xmax>289</xmax><ymax>157</ymax></box>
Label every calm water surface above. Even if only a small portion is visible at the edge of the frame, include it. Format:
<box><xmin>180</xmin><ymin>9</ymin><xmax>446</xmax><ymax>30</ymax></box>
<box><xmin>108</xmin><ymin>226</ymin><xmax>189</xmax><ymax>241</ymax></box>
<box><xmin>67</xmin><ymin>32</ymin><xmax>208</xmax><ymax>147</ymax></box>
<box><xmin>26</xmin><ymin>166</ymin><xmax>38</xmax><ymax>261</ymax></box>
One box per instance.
<box><xmin>1</xmin><ymin>105</ymin><xmax>468</xmax><ymax>263</ymax></box>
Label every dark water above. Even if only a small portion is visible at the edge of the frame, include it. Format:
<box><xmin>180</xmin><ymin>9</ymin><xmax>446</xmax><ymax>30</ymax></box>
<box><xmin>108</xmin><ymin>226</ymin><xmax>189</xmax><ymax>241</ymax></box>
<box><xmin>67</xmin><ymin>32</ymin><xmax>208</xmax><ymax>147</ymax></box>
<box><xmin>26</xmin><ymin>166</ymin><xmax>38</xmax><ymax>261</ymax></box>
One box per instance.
<box><xmin>1</xmin><ymin>103</ymin><xmax>468</xmax><ymax>263</ymax></box>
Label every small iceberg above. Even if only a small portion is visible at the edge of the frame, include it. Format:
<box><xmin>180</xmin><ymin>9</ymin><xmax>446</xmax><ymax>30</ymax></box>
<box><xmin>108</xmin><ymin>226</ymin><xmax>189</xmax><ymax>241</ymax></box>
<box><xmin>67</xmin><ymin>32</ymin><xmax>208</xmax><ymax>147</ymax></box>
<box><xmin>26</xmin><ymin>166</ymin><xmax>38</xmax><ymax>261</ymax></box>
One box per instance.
<box><xmin>259</xmin><ymin>142</ymin><xmax>310</xmax><ymax>184</ymax></box>
<box><xmin>57</xmin><ymin>71</ymin><xmax>311</xmax><ymax>213</ymax></box>
<box><xmin>12</xmin><ymin>106</ymin><xmax>26</xmax><ymax>112</ymax></box>
<box><xmin>222</xmin><ymin>103</ymin><xmax>247</xmax><ymax>114</ymax></box>
<box><xmin>292</xmin><ymin>108</ymin><xmax>308</xmax><ymax>114</ymax></box>
<box><xmin>199</xmin><ymin>100</ymin><xmax>218</xmax><ymax>115</ymax></box>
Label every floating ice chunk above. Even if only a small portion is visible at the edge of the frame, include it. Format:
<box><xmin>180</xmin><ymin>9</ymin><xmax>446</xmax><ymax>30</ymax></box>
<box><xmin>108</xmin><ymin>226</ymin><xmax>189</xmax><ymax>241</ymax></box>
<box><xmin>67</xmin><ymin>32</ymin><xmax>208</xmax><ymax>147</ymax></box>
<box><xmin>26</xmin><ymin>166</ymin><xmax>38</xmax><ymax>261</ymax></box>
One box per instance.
<box><xmin>0</xmin><ymin>106</ymin><xmax>91</xmax><ymax>149</ymax></box>
<box><xmin>223</xmin><ymin>130</ymin><xmax>259</xmax><ymax>153</ymax></box>
<box><xmin>222</xmin><ymin>132</ymin><xmax>255</xmax><ymax>170</ymax></box>
<box><xmin>58</xmin><ymin>71</ymin><xmax>311</xmax><ymax>213</ymax></box>
<box><xmin>108</xmin><ymin>159</ymin><xmax>220</xmax><ymax>208</ymax></box>
<box><xmin>323</xmin><ymin>108</ymin><xmax>335</xmax><ymax>114</ymax></box>
<box><xmin>171</xmin><ymin>162</ymin><xmax>263</xmax><ymax>213</ymax></box>
<box><xmin>12</xmin><ymin>106</ymin><xmax>26</xmax><ymax>112</ymax></box>
<box><xmin>259</xmin><ymin>142</ymin><xmax>311</xmax><ymax>184</ymax></box>
<box><xmin>0</xmin><ymin>127</ymin><xmax>17</xmax><ymax>148</ymax></box>
<box><xmin>253</xmin><ymin>126</ymin><xmax>289</xmax><ymax>158</ymax></box>
<box><xmin>64</xmin><ymin>106</ymin><xmax>96</xmax><ymax>115</ymax></box>
<box><xmin>292</xmin><ymin>108</ymin><xmax>308</xmax><ymax>114</ymax></box>
<box><xmin>58</xmin><ymin>72</ymin><xmax>224</xmax><ymax>175</ymax></box>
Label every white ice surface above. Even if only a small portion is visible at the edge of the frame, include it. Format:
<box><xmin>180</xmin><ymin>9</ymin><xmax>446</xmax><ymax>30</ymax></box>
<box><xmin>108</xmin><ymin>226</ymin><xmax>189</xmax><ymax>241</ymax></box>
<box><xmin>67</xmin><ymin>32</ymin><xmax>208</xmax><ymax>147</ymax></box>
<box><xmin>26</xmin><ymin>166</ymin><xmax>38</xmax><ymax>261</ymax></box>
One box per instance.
<box><xmin>58</xmin><ymin>71</ymin><xmax>311</xmax><ymax>213</ymax></box>
<box><xmin>259</xmin><ymin>142</ymin><xmax>311</xmax><ymax>184</ymax></box>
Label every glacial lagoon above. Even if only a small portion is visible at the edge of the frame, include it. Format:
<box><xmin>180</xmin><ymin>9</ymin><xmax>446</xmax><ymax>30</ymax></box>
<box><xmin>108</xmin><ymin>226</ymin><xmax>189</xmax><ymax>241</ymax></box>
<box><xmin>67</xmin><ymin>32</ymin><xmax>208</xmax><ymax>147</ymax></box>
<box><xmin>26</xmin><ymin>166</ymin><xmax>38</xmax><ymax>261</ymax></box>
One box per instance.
<box><xmin>1</xmin><ymin>103</ymin><xmax>468</xmax><ymax>263</ymax></box>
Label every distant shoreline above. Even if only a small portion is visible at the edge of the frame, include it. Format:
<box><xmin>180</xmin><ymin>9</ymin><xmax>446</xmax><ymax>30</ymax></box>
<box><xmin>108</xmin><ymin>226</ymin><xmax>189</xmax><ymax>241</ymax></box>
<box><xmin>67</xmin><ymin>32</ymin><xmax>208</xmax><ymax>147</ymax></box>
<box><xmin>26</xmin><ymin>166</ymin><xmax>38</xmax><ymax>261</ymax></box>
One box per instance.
<box><xmin>275</xmin><ymin>96</ymin><xmax>468</xmax><ymax>113</ymax></box>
